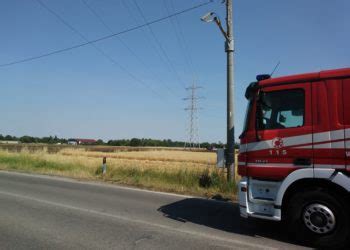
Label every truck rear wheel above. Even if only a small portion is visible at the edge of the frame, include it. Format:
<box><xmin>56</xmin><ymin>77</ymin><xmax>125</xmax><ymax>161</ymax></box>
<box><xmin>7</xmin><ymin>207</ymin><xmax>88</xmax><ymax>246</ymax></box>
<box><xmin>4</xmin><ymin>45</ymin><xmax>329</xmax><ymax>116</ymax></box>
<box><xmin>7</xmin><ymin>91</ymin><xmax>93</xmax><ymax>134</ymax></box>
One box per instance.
<box><xmin>285</xmin><ymin>189</ymin><xmax>350</xmax><ymax>248</ymax></box>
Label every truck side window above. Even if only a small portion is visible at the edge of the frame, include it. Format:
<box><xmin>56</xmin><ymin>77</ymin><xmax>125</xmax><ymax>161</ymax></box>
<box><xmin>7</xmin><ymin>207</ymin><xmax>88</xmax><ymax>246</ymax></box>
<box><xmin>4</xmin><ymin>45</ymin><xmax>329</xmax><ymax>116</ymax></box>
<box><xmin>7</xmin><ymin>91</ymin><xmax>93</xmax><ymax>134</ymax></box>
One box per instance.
<box><xmin>258</xmin><ymin>89</ymin><xmax>304</xmax><ymax>130</ymax></box>
<box><xmin>242</xmin><ymin>100</ymin><xmax>253</xmax><ymax>133</ymax></box>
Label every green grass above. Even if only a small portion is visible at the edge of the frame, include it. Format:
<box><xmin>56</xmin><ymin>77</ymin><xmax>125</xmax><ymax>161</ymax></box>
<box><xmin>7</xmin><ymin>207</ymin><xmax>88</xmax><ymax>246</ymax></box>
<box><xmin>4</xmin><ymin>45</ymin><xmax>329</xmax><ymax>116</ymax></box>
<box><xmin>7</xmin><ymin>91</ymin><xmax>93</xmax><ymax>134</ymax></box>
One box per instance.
<box><xmin>96</xmin><ymin>165</ymin><xmax>236</xmax><ymax>198</ymax></box>
<box><xmin>0</xmin><ymin>153</ymin><xmax>92</xmax><ymax>176</ymax></box>
<box><xmin>0</xmin><ymin>151</ymin><xmax>237</xmax><ymax>200</ymax></box>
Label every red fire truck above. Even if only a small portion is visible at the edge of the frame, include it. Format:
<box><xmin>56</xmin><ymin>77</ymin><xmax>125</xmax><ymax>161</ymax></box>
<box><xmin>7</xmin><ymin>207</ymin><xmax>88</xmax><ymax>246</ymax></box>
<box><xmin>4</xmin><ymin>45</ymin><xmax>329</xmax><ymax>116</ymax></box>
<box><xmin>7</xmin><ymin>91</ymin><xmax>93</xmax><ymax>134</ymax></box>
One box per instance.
<box><xmin>238</xmin><ymin>68</ymin><xmax>350</xmax><ymax>248</ymax></box>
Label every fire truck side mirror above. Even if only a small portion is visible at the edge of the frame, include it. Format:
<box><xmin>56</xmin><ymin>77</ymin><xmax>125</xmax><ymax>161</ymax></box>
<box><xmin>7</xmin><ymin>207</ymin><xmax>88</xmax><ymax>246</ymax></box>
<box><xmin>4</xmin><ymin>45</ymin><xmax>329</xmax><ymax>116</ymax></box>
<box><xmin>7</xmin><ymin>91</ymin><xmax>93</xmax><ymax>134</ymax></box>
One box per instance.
<box><xmin>279</xmin><ymin>114</ymin><xmax>286</xmax><ymax>123</ymax></box>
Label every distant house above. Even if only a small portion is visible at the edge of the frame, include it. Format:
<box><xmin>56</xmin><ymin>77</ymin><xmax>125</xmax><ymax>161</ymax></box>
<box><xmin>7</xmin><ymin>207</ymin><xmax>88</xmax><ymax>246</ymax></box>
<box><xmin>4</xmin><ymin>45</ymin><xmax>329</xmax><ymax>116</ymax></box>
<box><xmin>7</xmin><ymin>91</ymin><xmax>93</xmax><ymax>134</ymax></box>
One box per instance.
<box><xmin>67</xmin><ymin>139</ymin><xmax>77</xmax><ymax>145</ymax></box>
<box><xmin>68</xmin><ymin>139</ymin><xmax>97</xmax><ymax>145</ymax></box>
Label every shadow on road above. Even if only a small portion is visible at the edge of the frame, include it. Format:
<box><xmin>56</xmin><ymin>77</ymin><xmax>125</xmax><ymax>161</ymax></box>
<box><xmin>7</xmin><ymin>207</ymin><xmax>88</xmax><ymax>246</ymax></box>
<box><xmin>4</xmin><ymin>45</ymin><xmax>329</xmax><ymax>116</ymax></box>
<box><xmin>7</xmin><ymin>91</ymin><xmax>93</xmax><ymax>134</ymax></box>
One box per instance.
<box><xmin>157</xmin><ymin>198</ymin><xmax>304</xmax><ymax>247</ymax></box>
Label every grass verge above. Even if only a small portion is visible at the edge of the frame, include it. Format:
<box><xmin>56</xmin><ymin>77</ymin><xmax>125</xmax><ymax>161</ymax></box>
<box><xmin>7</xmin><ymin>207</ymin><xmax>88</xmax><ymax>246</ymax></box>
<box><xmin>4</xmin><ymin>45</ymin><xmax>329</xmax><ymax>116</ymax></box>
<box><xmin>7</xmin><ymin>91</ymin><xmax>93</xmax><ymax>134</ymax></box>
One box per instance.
<box><xmin>0</xmin><ymin>150</ymin><xmax>237</xmax><ymax>200</ymax></box>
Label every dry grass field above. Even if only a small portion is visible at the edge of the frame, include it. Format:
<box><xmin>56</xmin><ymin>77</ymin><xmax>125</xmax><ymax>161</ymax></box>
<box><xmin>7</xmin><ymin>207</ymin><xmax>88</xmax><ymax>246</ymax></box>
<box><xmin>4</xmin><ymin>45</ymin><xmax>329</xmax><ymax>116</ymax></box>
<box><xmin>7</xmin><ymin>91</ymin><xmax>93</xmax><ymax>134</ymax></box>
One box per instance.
<box><xmin>0</xmin><ymin>145</ymin><xmax>238</xmax><ymax>199</ymax></box>
<box><xmin>60</xmin><ymin>148</ymin><xmax>216</xmax><ymax>164</ymax></box>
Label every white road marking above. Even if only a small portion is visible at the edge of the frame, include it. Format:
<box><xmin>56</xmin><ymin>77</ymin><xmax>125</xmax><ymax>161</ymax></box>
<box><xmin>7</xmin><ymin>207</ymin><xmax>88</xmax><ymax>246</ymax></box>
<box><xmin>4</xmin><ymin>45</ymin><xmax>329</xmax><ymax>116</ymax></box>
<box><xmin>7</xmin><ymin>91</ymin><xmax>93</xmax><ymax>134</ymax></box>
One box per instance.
<box><xmin>0</xmin><ymin>189</ymin><xmax>274</xmax><ymax>249</ymax></box>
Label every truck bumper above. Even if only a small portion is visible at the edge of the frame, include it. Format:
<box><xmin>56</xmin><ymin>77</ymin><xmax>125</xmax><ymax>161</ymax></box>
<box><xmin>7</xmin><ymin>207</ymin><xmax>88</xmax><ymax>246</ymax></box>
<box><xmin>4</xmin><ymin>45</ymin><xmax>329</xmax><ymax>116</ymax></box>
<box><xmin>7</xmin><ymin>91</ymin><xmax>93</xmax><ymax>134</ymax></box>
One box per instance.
<box><xmin>238</xmin><ymin>177</ymin><xmax>249</xmax><ymax>218</ymax></box>
<box><xmin>239</xmin><ymin>177</ymin><xmax>281</xmax><ymax>221</ymax></box>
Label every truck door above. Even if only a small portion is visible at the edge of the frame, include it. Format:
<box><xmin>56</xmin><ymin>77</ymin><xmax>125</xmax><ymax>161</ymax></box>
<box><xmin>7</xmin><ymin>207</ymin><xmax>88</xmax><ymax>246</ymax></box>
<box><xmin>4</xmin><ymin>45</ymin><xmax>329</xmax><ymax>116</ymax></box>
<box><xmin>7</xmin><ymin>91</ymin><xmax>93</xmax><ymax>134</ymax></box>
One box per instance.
<box><xmin>312</xmin><ymin>80</ymin><xmax>345</xmax><ymax>172</ymax></box>
<box><xmin>343</xmin><ymin>78</ymin><xmax>350</xmax><ymax>171</ymax></box>
<box><xmin>247</xmin><ymin>82</ymin><xmax>313</xmax><ymax>180</ymax></box>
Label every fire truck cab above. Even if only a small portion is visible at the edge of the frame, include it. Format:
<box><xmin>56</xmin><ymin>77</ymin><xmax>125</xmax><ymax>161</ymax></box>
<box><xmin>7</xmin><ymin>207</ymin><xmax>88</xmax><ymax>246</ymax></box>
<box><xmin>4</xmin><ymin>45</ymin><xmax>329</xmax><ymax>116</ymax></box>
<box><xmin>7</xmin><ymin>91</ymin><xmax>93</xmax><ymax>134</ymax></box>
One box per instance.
<box><xmin>238</xmin><ymin>68</ymin><xmax>350</xmax><ymax>247</ymax></box>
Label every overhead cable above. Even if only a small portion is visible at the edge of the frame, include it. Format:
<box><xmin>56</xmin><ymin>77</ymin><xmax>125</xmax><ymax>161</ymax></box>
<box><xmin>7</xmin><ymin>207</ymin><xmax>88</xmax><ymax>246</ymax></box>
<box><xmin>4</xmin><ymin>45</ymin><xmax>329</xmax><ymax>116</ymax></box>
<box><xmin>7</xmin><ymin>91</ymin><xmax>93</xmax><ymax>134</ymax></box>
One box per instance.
<box><xmin>34</xmin><ymin>0</ymin><xmax>164</xmax><ymax>99</ymax></box>
<box><xmin>131</xmin><ymin>0</ymin><xmax>186</xmax><ymax>88</ymax></box>
<box><xmin>81</xmin><ymin>0</ymin><xmax>179</xmax><ymax>97</ymax></box>
<box><xmin>0</xmin><ymin>0</ymin><xmax>212</xmax><ymax>68</ymax></box>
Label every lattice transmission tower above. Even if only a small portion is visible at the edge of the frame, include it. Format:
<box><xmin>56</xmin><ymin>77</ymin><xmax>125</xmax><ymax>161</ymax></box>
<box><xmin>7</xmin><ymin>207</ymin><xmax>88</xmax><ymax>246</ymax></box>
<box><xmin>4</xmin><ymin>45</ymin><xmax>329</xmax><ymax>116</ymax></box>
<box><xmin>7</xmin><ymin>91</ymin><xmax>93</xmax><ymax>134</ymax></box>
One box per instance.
<box><xmin>183</xmin><ymin>83</ymin><xmax>203</xmax><ymax>149</ymax></box>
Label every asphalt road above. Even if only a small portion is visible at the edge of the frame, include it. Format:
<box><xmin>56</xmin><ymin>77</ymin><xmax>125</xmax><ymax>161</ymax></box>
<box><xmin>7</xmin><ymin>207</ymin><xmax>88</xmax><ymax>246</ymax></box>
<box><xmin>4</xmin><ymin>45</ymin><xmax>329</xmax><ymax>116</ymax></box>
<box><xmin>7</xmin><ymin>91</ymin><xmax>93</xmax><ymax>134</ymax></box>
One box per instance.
<box><xmin>0</xmin><ymin>171</ymin><xmax>308</xmax><ymax>249</ymax></box>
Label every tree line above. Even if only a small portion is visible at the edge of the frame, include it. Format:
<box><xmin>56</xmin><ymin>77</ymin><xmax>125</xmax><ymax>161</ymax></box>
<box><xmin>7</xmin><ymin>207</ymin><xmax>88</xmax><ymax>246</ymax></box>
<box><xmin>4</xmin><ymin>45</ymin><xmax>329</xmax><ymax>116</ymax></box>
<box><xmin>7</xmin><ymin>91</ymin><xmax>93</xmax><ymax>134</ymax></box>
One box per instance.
<box><xmin>0</xmin><ymin>134</ymin><xmax>68</xmax><ymax>144</ymax></box>
<box><xmin>0</xmin><ymin>134</ymin><xmax>234</xmax><ymax>148</ymax></box>
<box><xmin>106</xmin><ymin>138</ymin><xmax>226</xmax><ymax>148</ymax></box>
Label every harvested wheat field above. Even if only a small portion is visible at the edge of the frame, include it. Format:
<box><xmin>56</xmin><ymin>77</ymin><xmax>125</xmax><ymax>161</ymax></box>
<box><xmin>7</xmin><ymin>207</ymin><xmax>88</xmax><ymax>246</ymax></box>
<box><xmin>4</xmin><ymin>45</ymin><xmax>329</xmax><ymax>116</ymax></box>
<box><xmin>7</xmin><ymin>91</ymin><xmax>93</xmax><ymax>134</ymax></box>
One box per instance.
<box><xmin>0</xmin><ymin>144</ymin><xmax>238</xmax><ymax>199</ymax></box>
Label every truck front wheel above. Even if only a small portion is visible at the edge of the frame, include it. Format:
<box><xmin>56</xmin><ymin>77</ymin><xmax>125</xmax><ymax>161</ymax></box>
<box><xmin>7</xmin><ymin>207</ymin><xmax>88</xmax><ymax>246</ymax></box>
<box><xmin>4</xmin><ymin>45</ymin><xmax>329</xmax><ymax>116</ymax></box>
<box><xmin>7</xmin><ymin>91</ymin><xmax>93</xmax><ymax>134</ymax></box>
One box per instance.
<box><xmin>285</xmin><ymin>189</ymin><xmax>350</xmax><ymax>248</ymax></box>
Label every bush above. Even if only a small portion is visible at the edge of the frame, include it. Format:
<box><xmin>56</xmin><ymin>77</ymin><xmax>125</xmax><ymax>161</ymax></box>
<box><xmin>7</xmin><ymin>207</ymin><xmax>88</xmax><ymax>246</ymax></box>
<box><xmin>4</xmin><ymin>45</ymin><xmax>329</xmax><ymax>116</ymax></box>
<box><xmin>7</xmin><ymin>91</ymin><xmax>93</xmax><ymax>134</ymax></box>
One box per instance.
<box><xmin>199</xmin><ymin>168</ymin><xmax>212</xmax><ymax>188</ymax></box>
<box><xmin>198</xmin><ymin>168</ymin><xmax>237</xmax><ymax>195</ymax></box>
<box><xmin>210</xmin><ymin>169</ymin><xmax>222</xmax><ymax>187</ymax></box>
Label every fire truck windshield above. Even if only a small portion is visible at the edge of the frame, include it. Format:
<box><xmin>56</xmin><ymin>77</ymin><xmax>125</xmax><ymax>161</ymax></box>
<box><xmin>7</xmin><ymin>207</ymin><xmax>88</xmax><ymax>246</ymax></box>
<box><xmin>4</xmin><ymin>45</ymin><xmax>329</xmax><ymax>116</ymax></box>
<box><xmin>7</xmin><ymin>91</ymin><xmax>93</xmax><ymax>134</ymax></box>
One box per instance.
<box><xmin>257</xmin><ymin>89</ymin><xmax>305</xmax><ymax>130</ymax></box>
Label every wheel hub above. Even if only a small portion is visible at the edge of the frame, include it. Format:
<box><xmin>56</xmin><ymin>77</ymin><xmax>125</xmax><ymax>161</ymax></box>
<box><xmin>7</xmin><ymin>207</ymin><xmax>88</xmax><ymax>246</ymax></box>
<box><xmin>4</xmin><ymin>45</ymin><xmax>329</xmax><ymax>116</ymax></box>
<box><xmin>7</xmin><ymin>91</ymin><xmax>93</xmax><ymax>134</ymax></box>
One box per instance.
<box><xmin>303</xmin><ymin>204</ymin><xmax>336</xmax><ymax>234</ymax></box>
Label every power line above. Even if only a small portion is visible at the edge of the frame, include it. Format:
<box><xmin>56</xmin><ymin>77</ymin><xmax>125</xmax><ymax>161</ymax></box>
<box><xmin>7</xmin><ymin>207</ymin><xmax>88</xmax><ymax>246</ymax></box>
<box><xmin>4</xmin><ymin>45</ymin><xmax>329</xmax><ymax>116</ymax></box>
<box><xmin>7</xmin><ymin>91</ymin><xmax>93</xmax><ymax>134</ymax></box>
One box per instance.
<box><xmin>120</xmin><ymin>0</ymin><xmax>171</xmax><ymax>74</ymax></box>
<box><xmin>131</xmin><ymin>0</ymin><xmax>186</xmax><ymax>88</ymax></box>
<box><xmin>120</xmin><ymin>0</ymin><xmax>181</xmax><ymax>93</ymax></box>
<box><xmin>33</xmin><ymin>0</ymin><xmax>164</xmax><ymax>99</ymax></box>
<box><xmin>162</xmin><ymin>0</ymin><xmax>190</xmax><ymax>78</ymax></box>
<box><xmin>163</xmin><ymin>0</ymin><xmax>198</xmax><ymax>83</ymax></box>
<box><xmin>169</xmin><ymin>0</ymin><xmax>199</xmax><ymax>82</ymax></box>
<box><xmin>81</xmin><ymin>0</ymin><xmax>178</xmax><ymax>98</ymax></box>
<box><xmin>0</xmin><ymin>0</ymin><xmax>212</xmax><ymax>68</ymax></box>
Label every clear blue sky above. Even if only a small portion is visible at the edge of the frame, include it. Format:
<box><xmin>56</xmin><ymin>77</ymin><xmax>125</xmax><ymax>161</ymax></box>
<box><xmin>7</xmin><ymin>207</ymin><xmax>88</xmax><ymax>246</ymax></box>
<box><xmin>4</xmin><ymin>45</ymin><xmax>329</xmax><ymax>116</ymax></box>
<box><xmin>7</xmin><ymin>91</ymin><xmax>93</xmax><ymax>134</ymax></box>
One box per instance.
<box><xmin>0</xmin><ymin>0</ymin><xmax>349</xmax><ymax>142</ymax></box>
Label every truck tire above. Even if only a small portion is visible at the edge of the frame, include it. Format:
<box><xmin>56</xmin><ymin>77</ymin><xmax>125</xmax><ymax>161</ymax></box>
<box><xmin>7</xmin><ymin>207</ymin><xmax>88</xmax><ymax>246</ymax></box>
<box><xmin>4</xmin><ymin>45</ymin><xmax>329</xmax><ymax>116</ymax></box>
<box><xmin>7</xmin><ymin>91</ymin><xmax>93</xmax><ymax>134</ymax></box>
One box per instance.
<box><xmin>285</xmin><ymin>188</ymin><xmax>350</xmax><ymax>248</ymax></box>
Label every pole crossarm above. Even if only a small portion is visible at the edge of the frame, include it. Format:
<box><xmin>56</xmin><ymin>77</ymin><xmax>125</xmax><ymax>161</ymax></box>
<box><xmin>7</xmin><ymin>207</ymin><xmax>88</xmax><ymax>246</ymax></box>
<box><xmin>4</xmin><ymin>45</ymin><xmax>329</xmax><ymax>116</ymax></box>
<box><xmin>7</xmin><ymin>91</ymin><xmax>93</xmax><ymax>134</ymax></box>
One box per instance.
<box><xmin>213</xmin><ymin>17</ymin><xmax>230</xmax><ymax>41</ymax></box>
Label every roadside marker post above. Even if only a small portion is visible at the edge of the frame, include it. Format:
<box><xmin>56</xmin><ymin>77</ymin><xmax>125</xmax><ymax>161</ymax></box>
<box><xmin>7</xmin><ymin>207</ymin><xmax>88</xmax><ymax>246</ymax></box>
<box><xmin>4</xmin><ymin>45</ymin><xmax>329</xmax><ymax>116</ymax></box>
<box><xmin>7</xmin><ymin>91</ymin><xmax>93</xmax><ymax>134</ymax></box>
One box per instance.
<box><xmin>102</xmin><ymin>157</ymin><xmax>107</xmax><ymax>175</ymax></box>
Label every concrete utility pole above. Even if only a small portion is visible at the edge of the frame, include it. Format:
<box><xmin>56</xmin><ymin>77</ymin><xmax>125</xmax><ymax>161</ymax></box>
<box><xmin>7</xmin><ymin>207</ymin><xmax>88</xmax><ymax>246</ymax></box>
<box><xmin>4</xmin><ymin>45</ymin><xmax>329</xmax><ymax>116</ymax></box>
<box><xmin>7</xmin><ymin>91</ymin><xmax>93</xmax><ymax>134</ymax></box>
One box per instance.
<box><xmin>201</xmin><ymin>0</ymin><xmax>235</xmax><ymax>182</ymax></box>
<box><xmin>226</xmin><ymin>0</ymin><xmax>235</xmax><ymax>182</ymax></box>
